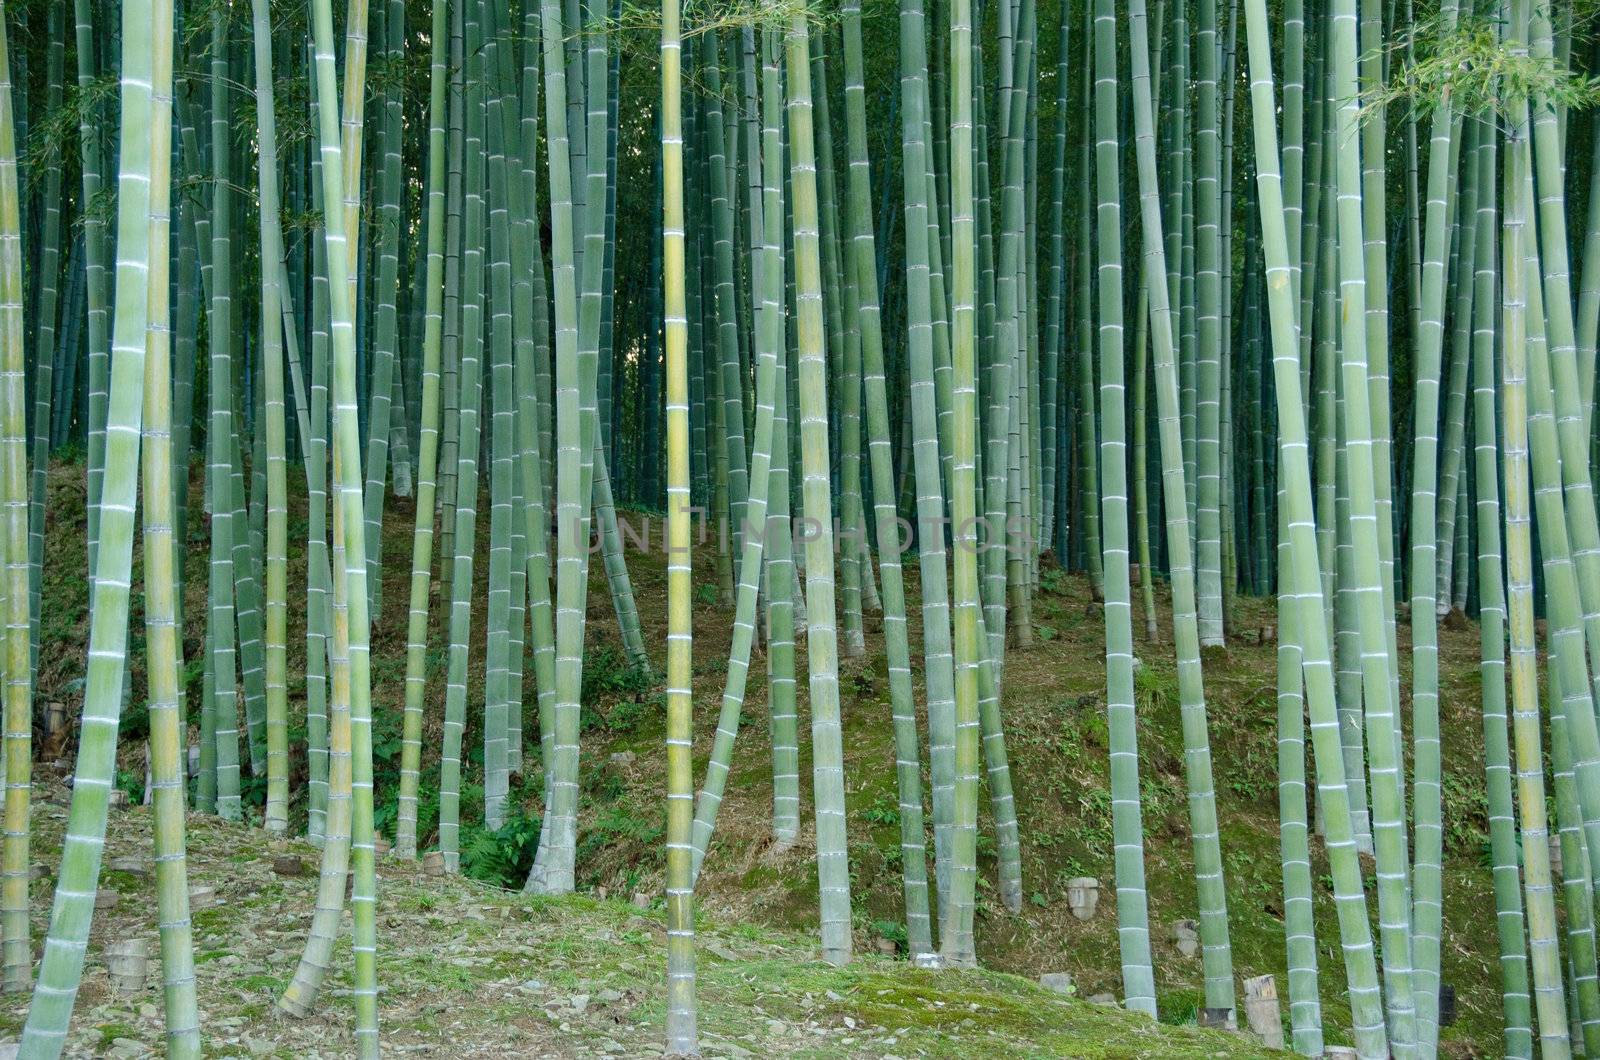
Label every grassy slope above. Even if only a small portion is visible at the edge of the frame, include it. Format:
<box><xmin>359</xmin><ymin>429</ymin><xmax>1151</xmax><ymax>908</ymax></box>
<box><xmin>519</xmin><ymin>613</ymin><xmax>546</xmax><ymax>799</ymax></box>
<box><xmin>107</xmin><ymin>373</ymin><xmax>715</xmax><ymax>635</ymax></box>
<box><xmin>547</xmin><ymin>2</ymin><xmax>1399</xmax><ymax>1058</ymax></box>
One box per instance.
<box><xmin>3</xmin><ymin>782</ymin><xmax>1265</xmax><ymax>1058</ymax></box>
<box><xmin>29</xmin><ymin>458</ymin><xmax>1505</xmax><ymax>1054</ymax></box>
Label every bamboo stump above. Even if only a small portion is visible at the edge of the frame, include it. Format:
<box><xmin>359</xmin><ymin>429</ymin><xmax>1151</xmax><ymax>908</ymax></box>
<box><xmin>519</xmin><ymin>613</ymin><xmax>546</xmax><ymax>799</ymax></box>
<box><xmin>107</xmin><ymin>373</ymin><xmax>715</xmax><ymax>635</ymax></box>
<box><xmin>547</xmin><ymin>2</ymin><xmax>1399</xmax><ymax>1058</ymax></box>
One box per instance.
<box><xmin>105</xmin><ymin>938</ymin><xmax>149</xmax><ymax>995</ymax></box>
<box><xmin>1242</xmin><ymin>974</ymin><xmax>1283</xmax><ymax>1048</ymax></box>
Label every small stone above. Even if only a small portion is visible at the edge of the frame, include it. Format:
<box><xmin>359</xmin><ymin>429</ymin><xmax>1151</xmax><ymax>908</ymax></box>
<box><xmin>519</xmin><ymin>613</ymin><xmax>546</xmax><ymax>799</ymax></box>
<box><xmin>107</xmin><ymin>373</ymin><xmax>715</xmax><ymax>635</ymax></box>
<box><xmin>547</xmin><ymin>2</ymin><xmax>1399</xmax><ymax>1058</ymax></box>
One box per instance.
<box><xmin>1038</xmin><ymin>972</ymin><xmax>1075</xmax><ymax>995</ymax></box>
<box><xmin>569</xmin><ymin>994</ymin><xmax>590</xmax><ymax>1013</ymax></box>
<box><xmin>188</xmin><ymin>885</ymin><xmax>218</xmax><ymax>911</ymax></box>
<box><xmin>28</xmin><ymin>863</ymin><xmax>49</xmax><ymax>881</ymax></box>
<box><xmin>597</xmin><ymin>987</ymin><xmax>624</xmax><ymax>1003</ymax></box>
<box><xmin>1087</xmin><ymin>992</ymin><xmax>1118</xmax><ymax>1006</ymax></box>
<box><xmin>1173</xmin><ymin>918</ymin><xmax>1200</xmax><ymax>958</ymax></box>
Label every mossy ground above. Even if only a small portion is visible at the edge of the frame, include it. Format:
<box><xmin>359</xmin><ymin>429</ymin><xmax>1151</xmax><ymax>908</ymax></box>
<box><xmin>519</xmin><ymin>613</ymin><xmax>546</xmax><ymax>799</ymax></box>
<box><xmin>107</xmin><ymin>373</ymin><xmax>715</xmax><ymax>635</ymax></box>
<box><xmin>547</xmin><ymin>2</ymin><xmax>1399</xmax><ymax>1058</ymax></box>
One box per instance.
<box><xmin>23</xmin><ymin>457</ymin><xmax>1508</xmax><ymax>1055</ymax></box>
<box><xmin>4</xmin><ymin>787</ymin><xmax>1266</xmax><ymax>1057</ymax></box>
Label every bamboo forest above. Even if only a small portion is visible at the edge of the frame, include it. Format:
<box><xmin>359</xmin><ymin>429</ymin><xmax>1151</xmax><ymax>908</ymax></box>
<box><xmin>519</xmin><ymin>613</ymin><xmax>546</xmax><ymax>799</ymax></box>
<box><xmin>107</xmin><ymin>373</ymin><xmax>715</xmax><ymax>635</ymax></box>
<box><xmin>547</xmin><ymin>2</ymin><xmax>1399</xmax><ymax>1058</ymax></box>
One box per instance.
<box><xmin>3</xmin><ymin>0</ymin><xmax>1600</xmax><ymax>1054</ymax></box>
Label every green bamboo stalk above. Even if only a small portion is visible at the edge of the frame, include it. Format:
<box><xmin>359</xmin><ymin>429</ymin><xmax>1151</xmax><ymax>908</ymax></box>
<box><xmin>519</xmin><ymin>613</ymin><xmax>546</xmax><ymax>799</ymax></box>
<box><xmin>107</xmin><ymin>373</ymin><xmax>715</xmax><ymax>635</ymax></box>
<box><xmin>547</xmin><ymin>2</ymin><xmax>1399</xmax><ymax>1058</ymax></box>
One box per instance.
<box><xmin>76</xmin><ymin>0</ymin><xmax>109</xmax><ymax>576</ymax></box>
<box><xmin>942</xmin><ymin>0</ymin><xmax>982</xmax><ymax>969</ymax></box>
<box><xmin>525</xmin><ymin>0</ymin><xmax>591</xmax><ymax>896</ymax></box>
<box><xmin>1330</xmin><ymin>0</ymin><xmax>1413</xmax><ymax>1040</ymax></box>
<box><xmin>137</xmin><ymin>19</ymin><xmax>199</xmax><ymax>1041</ymax></box>
<box><xmin>396</xmin><ymin>0</ymin><xmax>451</xmax><ymax>861</ymax></box>
<box><xmin>661</xmin><ymin>0</ymin><xmax>696</xmax><ymax>1045</ymax></box>
<box><xmin>24</xmin><ymin>0</ymin><xmax>64</xmax><ymax>681</ymax></box>
<box><xmin>763</xmin><ymin>28</ymin><xmax>800</xmax><ymax>849</ymax></box>
<box><xmin>360</xmin><ymin>0</ymin><xmax>406</xmax><ymax>623</ymax></box>
<box><xmin>1499</xmin><ymin>59</ymin><xmax>1571</xmax><ymax>1051</ymax></box>
<box><xmin>280</xmin><ymin>0</ymin><xmax>380</xmax><ymax>1045</ymax></box>
<box><xmin>1193</xmin><ymin>0</ymin><xmax>1225</xmax><ymax>646</ymax></box>
<box><xmin>1404</xmin><ymin>1</ymin><xmax>1461</xmax><ymax>1039</ymax></box>
<box><xmin>841</xmin><ymin>0</ymin><xmax>932</xmax><ymax>952</ymax></box>
<box><xmin>250</xmin><ymin>0</ymin><xmax>292</xmax><ymax>836</ymax></box>
<box><xmin>1092</xmin><ymin>0</ymin><xmax>1156</xmax><ymax>1015</ymax></box>
<box><xmin>206</xmin><ymin>4</ymin><xmax>242</xmax><ymax>821</ymax></box>
<box><xmin>786</xmin><ymin>13</ymin><xmax>852</xmax><ymax>967</ymax></box>
<box><xmin>1463</xmin><ymin>111</ymin><xmax>1533</xmax><ymax>1057</ymax></box>
<box><xmin>18</xmin><ymin>0</ymin><xmax>162</xmax><ymax>1040</ymax></box>
<box><xmin>438</xmin><ymin>0</ymin><xmax>488</xmax><ymax>872</ymax></box>
<box><xmin>1234</xmin><ymin>0</ymin><xmax>1390</xmax><ymax>1049</ymax></box>
<box><xmin>0</xmin><ymin>0</ymin><xmax>30</xmax><ymax>998</ymax></box>
<box><xmin>1128</xmin><ymin>0</ymin><xmax>1234</xmax><ymax>1017</ymax></box>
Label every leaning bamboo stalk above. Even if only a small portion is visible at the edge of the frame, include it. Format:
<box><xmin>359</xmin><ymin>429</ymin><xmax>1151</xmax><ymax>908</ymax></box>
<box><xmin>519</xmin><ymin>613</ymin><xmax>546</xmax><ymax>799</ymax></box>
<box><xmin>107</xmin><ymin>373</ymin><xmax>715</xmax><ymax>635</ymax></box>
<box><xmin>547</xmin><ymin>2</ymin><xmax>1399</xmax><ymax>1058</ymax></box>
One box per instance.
<box><xmin>1234</xmin><ymin>0</ymin><xmax>1390</xmax><ymax>1050</ymax></box>
<box><xmin>19</xmin><ymin>0</ymin><xmax>162</xmax><ymax>1041</ymax></box>
<box><xmin>1126</xmin><ymin>0</ymin><xmax>1235</xmax><ymax>1017</ymax></box>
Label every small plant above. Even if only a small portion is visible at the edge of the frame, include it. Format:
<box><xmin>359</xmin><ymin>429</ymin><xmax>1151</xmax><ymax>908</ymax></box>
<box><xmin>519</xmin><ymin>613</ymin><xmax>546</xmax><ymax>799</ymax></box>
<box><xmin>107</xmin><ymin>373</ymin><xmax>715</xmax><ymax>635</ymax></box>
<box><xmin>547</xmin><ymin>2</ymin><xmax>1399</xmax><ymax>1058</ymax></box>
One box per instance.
<box><xmin>863</xmin><ymin>794</ymin><xmax>899</xmax><ymax>827</ymax></box>
<box><xmin>461</xmin><ymin>808</ymin><xmax>543</xmax><ymax>889</ymax></box>
<box><xmin>581</xmin><ymin>646</ymin><xmax>654</xmax><ymax>706</ymax></box>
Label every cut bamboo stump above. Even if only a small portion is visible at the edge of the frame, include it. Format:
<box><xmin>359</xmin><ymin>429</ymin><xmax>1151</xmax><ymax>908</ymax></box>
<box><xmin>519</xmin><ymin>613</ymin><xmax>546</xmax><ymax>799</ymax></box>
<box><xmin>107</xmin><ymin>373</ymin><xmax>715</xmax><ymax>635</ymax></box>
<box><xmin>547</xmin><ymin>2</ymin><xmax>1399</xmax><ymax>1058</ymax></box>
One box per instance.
<box><xmin>188</xmin><ymin>885</ymin><xmax>218</xmax><ymax>911</ymax></box>
<box><xmin>423</xmin><ymin>851</ymin><xmax>447</xmax><ymax>877</ymax></box>
<box><xmin>1325</xmin><ymin>1048</ymin><xmax>1358</xmax><ymax>1059</ymax></box>
<box><xmin>107</xmin><ymin>789</ymin><xmax>128</xmax><ymax>810</ymax></box>
<box><xmin>1242</xmin><ymin>974</ymin><xmax>1283</xmax><ymax>1048</ymax></box>
<box><xmin>272</xmin><ymin>854</ymin><xmax>306</xmax><ymax>877</ymax></box>
<box><xmin>108</xmin><ymin>856</ymin><xmax>147</xmax><ymax>876</ymax></box>
<box><xmin>105</xmin><ymin>938</ymin><xmax>149</xmax><ymax>995</ymax></box>
<box><xmin>93</xmin><ymin>889</ymin><xmax>119</xmax><ymax>912</ymax></box>
<box><xmin>1065</xmin><ymin>877</ymin><xmax>1100</xmax><ymax>921</ymax></box>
